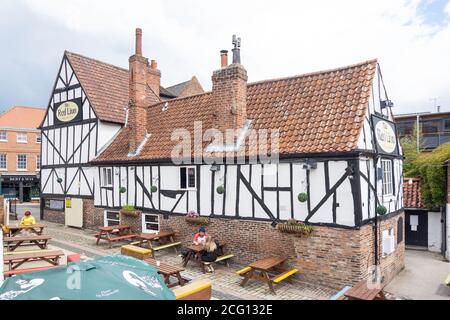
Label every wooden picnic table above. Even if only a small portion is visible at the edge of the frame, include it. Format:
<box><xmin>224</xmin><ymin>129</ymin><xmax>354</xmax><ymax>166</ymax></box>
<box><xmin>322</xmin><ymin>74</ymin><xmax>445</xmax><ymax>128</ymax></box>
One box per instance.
<box><xmin>95</xmin><ymin>224</ymin><xmax>138</xmax><ymax>248</ymax></box>
<box><xmin>3</xmin><ymin>235</ymin><xmax>52</xmax><ymax>252</ymax></box>
<box><xmin>3</xmin><ymin>250</ymin><xmax>64</xmax><ymax>270</ymax></box>
<box><xmin>145</xmin><ymin>258</ymin><xmax>187</xmax><ymax>288</ymax></box>
<box><xmin>344</xmin><ymin>279</ymin><xmax>386</xmax><ymax>300</ymax></box>
<box><xmin>182</xmin><ymin>241</ymin><xmax>227</xmax><ymax>272</ymax></box>
<box><xmin>239</xmin><ymin>256</ymin><xmax>294</xmax><ymax>294</ymax></box>
<box><xmin>6</xmin><ymin>224</ymin><xmax>46</xmax><ymax>237</ymax></box>
<box><xmin>137</xmin><ymin>230</ymin><xmax>176</xmax><ymax>248</ymax></box>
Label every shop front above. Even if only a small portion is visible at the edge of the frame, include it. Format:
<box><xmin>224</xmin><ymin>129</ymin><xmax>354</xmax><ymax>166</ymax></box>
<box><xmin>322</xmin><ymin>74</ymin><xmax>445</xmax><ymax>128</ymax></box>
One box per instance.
<box><xmin>0</xmin><ymin>174</ymin><xmax>40</xmax><ymax>202</ymax></box>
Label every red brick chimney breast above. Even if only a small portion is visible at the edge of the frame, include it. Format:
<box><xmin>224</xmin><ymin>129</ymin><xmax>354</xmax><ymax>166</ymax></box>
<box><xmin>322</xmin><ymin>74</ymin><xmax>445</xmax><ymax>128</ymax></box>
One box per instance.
<box><xmin>128</xmin><ymin>28</ymin><xmax>161</xmax><ymax>154</ymax></box>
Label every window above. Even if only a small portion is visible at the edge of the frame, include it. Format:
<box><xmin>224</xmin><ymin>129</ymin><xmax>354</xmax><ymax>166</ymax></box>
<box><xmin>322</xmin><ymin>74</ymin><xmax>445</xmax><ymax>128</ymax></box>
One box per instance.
<box><xmin>381</xmin><ymin>159</ymin><xmax>393</xmax><ymax>196</ymax></box>
<box><xmin>0</xmin><ymin>154</ymin><xmax>6</xmax><ymax>169</ymax></box>
<box><xmin>101</xmin><ymin>168</ymin><xmax>113</xmax><ymax>187</ymax></box>
<box><xmin>142</xmin><ymin>213</ymin><xmax>160</xmax><ymax>233</ymax></box>
<box><xmin>16</xmin><ymin>133</ymin><xmax>27</xmax><ymax>143</ymax></box>
<box><xmin>17</xmin><ymin>154</ymin><xmax>27</xmax><ymax>170</ymax></box>
<box><xmin>444</xmin><ymin>119</ymin><xmax>450</xmax><ymax>132</ymax></box>
<box><xmin>44</xmin><ymin>199</ymin><xmax>64</xmax><ymax>211</ymax></box>
<box><xmin>0</xmin><ymin>131</ymin><xmax>7</xmax><ymax>141</ymax></box>
<box><xmin>396</xmin><ymin>122</ymin><xmax>414</xmax><ymax>136</ymax></box>
<box><xmin>382</xmin><ymin>228</ymin><xmax>395</xmax><ymax>257</ymax></box>
<box><xmin>179</xmin><ymin>167</ymin><xmax>196</xmax><ymax>189</ymax></box>
<box><xmin>421</xmin><ymin>120</ymin><xmax>440</xmax><ymax>134</ymax></box>
<box><xmin>397</xmin><ymin>217</ymin><xmax>404</xmax><ymax>244</ymax></box>
<box><xmin>36</xmin><ymin>155</ymin><xmax>41</xmax><ymax>170</ymax></box>
<box><xmin>36</xmin><ymin>134</ymin><xmax>41</xmax><ymax>143</ymax></box>
<box><xmin>104</xmin><ymin>211</ymin><xmax>120</xmax><ymax>227</ymax></box>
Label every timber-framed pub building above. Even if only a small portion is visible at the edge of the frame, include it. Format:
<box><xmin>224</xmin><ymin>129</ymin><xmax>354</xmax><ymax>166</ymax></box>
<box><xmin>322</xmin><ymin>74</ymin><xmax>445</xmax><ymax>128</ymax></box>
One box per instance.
<box><xmin>40</xmin><ymin>29</ymin><xmax>405</xmax><ymax>288</ymax></box>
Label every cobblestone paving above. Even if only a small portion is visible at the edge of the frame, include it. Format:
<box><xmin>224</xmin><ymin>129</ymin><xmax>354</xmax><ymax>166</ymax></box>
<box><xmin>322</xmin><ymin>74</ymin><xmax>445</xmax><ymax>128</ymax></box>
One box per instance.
<box><xmin>36</xmin><ymin>221</ymin><xmax>340</xmax><ymax>300</ymax></box>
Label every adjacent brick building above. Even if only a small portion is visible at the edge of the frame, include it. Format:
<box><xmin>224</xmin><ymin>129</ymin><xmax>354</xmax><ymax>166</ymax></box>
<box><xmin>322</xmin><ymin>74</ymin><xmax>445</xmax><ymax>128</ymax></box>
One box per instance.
<box><xmin>0</xmin><ymin>106</ymin><xmax>45</xmax><ymax>202</ymax></box>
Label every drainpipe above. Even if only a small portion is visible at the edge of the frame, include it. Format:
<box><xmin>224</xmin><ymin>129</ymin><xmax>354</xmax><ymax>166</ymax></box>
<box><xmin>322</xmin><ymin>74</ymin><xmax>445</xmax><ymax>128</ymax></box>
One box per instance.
<box><xmin>416</xmin><ymin>115</ymin><xmax>420</xmax><ymax>153</ymax></box>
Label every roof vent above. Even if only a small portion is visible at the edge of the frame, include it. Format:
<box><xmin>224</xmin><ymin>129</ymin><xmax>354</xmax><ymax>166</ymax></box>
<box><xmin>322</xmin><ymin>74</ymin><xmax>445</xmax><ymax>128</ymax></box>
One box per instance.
<box><xmin>162</xmin><ymin>102</ymin><xmax>169</xmax><ymax>112</ymax></box>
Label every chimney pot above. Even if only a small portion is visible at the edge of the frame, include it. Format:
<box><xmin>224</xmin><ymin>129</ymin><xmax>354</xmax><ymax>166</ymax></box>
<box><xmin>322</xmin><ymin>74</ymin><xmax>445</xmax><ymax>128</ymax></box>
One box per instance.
<box><xmin>220</xmin><ymin>50</ymin><xmax>228</xmax><ymax>68</ymax></box>
<box><xmin>136</xmin><ymin>28</ymin><xmax>142</xmax><ymax>55</ymax></box>
<box><xmin>150</xmin><ymin>59</ymin><xmax>158</xmax><ymax>70</ymax></box>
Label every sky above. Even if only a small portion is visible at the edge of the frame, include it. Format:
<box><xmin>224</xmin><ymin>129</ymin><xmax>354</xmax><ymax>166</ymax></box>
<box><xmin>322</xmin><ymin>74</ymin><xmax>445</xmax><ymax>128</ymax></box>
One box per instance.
<box><xmin>0</xmin><ymin>0</ymin><xmax>449</xmax><ymax>115</ymax></box>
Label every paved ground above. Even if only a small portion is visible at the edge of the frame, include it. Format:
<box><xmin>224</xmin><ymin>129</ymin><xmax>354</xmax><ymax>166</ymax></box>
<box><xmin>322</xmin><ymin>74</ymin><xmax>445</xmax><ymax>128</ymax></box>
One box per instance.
<box><xmin>7</xmin><ymin>203</ymin><xmax>40</xmax><ymax>221</ymax></box>
<box><xmin>4</xmin><ymin>221</ymin><xmax>338</xmax><ymax>300</ymax></box>
<box><xmin>385</xmin><ymin>250</ymin><xmax>450</xmax><ymax>300</ymax></box>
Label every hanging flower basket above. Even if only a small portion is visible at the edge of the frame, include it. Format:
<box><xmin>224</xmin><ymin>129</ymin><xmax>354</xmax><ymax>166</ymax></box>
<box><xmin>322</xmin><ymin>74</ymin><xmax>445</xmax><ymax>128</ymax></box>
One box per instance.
<box><xmin>120</xmin><ymin>205</ymin><xmax>140</xmax><ymax>217</ymax></box>
<box><xmin>150</xmin><ymin>185</ymin><xmax>158</xmax><ymax>193</ymax></box>
<box><xmin>376</xmin><ymin>205</ymin><xmax>387</xmax><ymax>215</ymax></box>
<box><xmin>297</xmin><ymin>193</ymin><xmax>308</xmax><ymax>203</ymax></box>
<box><xmin>119</xmin><ymin>187</ymin><xmax>127</xmax><ymax>193</ymax></box>
<box><xmin>57</xmin><ymin>178</ymin><xmax>63</xmax><ymax>183</ymax></box>
<box><xmin>185</xmin><ymin>210</ymin><xmax>210</xmax><ymax>225</ymax></box>
<box><xmin>216</xmin><ymin>185</ymin><xmax>225</xmax><ymax>195</ymax></box>
<box><xmin>277</xmin><ymin>219</ymin><xmax>314</xmax><ymax>237</ymax></box>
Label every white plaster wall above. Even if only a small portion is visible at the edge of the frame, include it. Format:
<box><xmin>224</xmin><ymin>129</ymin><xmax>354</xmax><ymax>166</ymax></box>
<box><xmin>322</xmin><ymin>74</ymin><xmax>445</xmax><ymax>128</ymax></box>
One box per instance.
<box><xmin>428</xmin><ymin>211</ymin><xmax>442</xmax><ymax>253</ymax></box>
<box><xmin>97</xmin><ymin>121</ymin><xmax>122</xmax><ymax>153</ymax></box>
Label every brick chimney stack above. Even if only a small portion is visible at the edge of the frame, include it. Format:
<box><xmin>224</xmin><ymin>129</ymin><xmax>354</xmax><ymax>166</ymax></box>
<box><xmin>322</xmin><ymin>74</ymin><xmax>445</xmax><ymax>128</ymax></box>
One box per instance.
<box><xmin>128</xmin><ymin>28</ymin><xmax>161</xmax><ymax>154</ymax></box>
<box><xmin>212</xmin><ymin>36</ymin><xmax>247</xmax><ymax>132</ymax></box>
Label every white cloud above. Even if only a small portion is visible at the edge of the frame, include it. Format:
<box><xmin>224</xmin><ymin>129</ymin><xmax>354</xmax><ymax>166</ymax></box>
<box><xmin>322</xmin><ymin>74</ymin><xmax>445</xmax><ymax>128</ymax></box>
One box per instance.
<box><xmin>9</xmin><ymin>0</ymin><xmax>450</xmax><ymax>113</ymax></box>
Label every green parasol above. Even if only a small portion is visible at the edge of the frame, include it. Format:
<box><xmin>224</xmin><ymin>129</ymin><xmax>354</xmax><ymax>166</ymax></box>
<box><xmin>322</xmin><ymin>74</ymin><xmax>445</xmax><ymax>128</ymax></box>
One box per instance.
<box><xmin>0</xmin><ymin>255</ymin><xmax>176</xmax><ymax>300</ymax></box>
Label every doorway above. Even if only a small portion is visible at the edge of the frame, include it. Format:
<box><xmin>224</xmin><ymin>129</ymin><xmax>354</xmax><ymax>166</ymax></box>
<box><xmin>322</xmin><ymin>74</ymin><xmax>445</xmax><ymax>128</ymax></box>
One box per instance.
<box><xmin>405</xmin><ymin>210</ymin><xmax>428</xmax><ymax>247</ymax></box>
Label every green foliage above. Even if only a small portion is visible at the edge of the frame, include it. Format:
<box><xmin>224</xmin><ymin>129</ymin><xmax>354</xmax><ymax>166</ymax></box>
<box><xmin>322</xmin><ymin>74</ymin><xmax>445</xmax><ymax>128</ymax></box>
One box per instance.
<box><xmin>150</xmin><ymin>185</ymin><xmax>158</xmax><ymax>193</ymax></box>
<box><xmin>121</xmin><ymin>204</ymin><xmax>136</xmax><ymax>213</ymax></box>
<box><xmin>376</xmin><ymin>205</ymin><xmax>387</xmax><ymax>215</ymax></box>
<box><xmin>400</xmin><ymin>124</ymin><xmax>423</xmax><ymax>177</ymax></box>
<box><xmin>297</xmin><ymin>193</ymin><xmax>308</xmax><ymax>203</ymax></box>
<box><xmin>216</xmin><ymin>185</ymin><xmax>225</xmax><ymax>194</ymax></box>
<box><xmin>401</xmin><ymin>138</ymin><xmax>450</xmax><ymax>209</ymax></box>
<box><xmin>119</xmin><ymin>187</ymin><xmax>127</xmax><ymax>193</ymax></box>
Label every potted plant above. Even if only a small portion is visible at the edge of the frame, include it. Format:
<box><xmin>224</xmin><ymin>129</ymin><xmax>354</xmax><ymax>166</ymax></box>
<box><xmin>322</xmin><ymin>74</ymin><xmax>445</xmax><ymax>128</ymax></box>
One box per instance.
<box><xmin>277</xmin><ymin>218</ymin><xmax>315</xmax><ymax>237</ymax></box>
<box><xmin>185</xmin><ymin>210</ymin><xmax>210</xmax><ymax>225</ymax></box>
<box><xmin>120</xmin><ymin>204</ymin><xmax>140</xmax><ymax>217</ymax></box>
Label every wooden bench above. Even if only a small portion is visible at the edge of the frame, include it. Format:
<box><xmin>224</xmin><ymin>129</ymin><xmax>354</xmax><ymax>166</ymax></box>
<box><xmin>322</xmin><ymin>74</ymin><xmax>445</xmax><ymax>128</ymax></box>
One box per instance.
<box><xmin>203</xmin><ymin>254</ymin><xmax>235</xmax><ymax>268</ymax></box>
<box><xmin>172</xmin><ymin>279</ymin><xmax>212</xmax><ymax>300</ymax></box>
<box><xmin>3</xmin><ymin>266</ymin><xmax>59</xmax><ymax>278</ymax></box>
<box><xmin>121</xmin><ymin>245</ymin><xmax>153</xmax><ymax>260</ymax></box>
<box><xmin>151</xmin><ymin>241</ymin><xmax>181</xmax><ymax>257</ymax></box>
<box><xmin>95</xmin><ymin>233</ymin><xmax>138</xmax><ymax>248</ymax></box>
<box><xmin>271</xmin><ymin>268</ymin><xmax>298</xmax><ymax>284</ymax></box>
<box><xmin>3</xmin><ymin>250</ymin><xmax>64</xmax><ymax>270</ymax></box>
<box><xmin>236</xmin><ymin>266</ymin><xmax>252</xmax><ymax>276</ymax></box>
<box><xmin>4</xmin><ymin>235</ymin><xmax>52</xmax><ymax>252</ymax></box>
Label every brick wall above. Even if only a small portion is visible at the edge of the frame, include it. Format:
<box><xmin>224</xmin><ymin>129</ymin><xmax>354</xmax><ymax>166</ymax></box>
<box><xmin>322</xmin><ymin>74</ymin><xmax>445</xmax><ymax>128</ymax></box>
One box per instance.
<box><xmin>56</xmin><ymin>199</ymin><xmax>405</xmax><ymax>289</ymax></box>
<box><xmin>43</xmin><ymin>208</ymin><xmax>65</xmax><ymax>225</ymax></box>
<box><xmin>0</xmin><ymin>195</ymin><xmax>4</xmax><ymax>225</ymax></box>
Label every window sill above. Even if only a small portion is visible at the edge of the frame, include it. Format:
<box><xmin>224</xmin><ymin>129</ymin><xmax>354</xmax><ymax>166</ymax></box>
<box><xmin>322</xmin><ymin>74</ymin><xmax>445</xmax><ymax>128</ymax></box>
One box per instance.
<box><xmin>16</xmin><ymin>141</ymin><xmax>28</xmax><ymax>144</ymax></box>
<box><xmin>16</xmin><ymin>169</ymin><xmax>28</xmax><ymax>172</ymax></box>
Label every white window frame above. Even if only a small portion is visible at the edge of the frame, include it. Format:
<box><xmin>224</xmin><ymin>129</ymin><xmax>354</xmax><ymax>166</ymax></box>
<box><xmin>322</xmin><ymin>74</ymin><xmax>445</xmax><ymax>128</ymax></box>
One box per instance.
<box><xmin>0</xmin><ymin>154</ymin><xmax>6</xmax><ymax>170</ymax></box>
<box><xmin>17</xmin><ymin>154</ymin><xmax>27</xmax><ymax>171</ymax></box>
<box><xmin>179</xmin><ymin>166</ymin><xmax>197</xmax><ymax>190</ymax></box>
<box><xmin>141</xmin><ymin>213</ymin><xmax>160</xmax><ymax>234</ymax></box>
<box><xmin>0</xmin><ymin>131</ymin><xmax>7</xmax><ymax>142</ymax></box>
<box><xmin>36</xmin><ymin>134</ymin><xmax>41</xmax><ymax>144</ymax></box>
<box><xmin>16</xmin><ymin>132</ymin><xmax>28</xmax><ymax>144</ymax></box>
<box><xmin>101</xmin><ymin>167</ymin><xmax>113</xmax><ymax>187</ymax></box>
<box><xmin>104</xmin><ymin>210</ymin><xmax>120</xmax><ymax>227</ymax></box>
<box><xmin>381</xmin><ymin>159</ymin><xmax>393</xmax><ymax>196</ymax></box>
<box><xmin>36</xmin><ymin>155</ymin><xmax>41</xmax><ymax>171</ymax></box>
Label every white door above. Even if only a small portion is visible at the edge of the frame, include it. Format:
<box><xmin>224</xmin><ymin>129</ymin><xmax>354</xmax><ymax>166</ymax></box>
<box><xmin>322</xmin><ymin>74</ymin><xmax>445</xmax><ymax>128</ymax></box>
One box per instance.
<box><xmin>65</xmin><ymin>198</ymin><xmax>83</xmax><ymax>228</ymax></box>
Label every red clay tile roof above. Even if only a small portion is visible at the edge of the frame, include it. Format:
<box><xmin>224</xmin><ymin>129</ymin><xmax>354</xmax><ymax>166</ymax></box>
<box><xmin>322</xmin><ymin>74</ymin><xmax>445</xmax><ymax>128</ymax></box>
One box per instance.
<box><xmin>66</xmin><ymin>51</ymin><xmax>129</xmax><ymax>124</ymax></box>
<box><xmin>94</xmin><ymin>59</ymin><xmax>377</xmax><ymax>162</ymax></box>
<box><xmin>0</xmin><ymin>106</ymin><xmax>45</xmax><ymax>129</ymax></box>
<box><xmin>66</xmin><ymin>51</ymin><xmax>201</xmax><ymax>124</ymax></box>
<box><xmin>403</xmin><ymin>178</ymin><xmax>423</xmax><ymax>209</ymax></box>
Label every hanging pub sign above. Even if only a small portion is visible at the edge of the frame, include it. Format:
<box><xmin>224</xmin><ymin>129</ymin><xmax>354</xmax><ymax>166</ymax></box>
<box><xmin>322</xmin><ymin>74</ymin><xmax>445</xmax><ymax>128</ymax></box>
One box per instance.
<box><xmin>371</xmin><ymin>114</ymin><xmax>399</xmax><ymax>156</ymax></box>
<box><xmin>54</xmin><ymin>97</ymin><xmax>83</xmax><ymax>125</ymax></box>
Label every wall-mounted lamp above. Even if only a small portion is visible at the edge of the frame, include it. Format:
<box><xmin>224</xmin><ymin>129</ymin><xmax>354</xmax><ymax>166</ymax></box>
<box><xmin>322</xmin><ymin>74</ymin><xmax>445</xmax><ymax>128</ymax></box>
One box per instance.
<box><xmin>380</xmin><ymin>99</ymin><xmax>394</xmax><ymax>109</ymax></box>
<box><xmin>302</xmin><ymin>159</ymin><xmax>317</xmax><ymax>170</ymax></box>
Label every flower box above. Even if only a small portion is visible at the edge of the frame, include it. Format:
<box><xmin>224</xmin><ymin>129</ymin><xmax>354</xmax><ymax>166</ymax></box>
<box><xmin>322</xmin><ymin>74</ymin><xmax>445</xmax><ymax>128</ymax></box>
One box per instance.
<box><xmin>185</xmin><ymin>216</ymin><xmax>210</xmax><ymax>225</ymax></box>
<box><xmin>120</xmin><ymin>206</ymin><xmax>141</xmax><ymax>218</ymax></box>
<box><xmin>277</xmin><ymin>220</ymin><xmax>314</xmax><ymax>237</ymax></box>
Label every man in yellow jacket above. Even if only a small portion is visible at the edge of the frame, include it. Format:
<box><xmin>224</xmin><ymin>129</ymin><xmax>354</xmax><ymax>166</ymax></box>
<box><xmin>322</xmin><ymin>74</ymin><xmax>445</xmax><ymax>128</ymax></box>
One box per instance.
<box><xmin>20</xmin><ymin>211</ymin><xmax>36</xmax><ymax>226</ymax></box>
